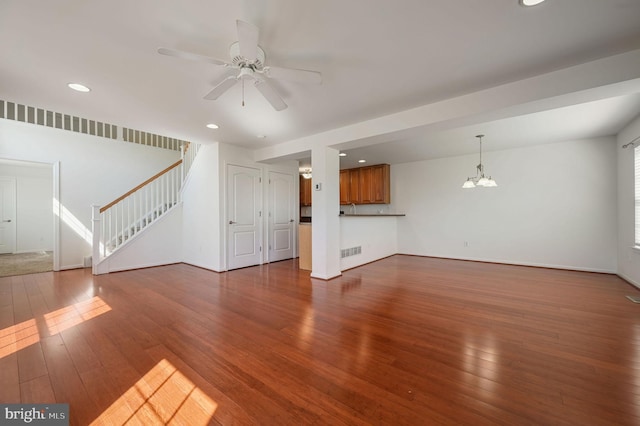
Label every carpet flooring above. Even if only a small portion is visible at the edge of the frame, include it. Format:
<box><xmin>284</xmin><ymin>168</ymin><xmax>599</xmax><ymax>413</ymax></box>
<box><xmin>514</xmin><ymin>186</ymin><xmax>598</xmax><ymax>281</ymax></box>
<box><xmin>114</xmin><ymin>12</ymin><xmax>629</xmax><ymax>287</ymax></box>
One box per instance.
<box><xmin>0</xmin><ymin>251</ymin><xmax>53</xmax><ymax>277</ymax></box>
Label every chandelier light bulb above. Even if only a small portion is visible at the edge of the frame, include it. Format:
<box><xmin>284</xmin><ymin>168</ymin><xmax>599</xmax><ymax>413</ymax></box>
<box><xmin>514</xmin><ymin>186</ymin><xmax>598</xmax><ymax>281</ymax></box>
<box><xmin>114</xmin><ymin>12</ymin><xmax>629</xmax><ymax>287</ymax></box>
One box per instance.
<box><xmin>462</xmin><ymin>179</ymin><xmax>475</xmax><ymax>189</ymax></box>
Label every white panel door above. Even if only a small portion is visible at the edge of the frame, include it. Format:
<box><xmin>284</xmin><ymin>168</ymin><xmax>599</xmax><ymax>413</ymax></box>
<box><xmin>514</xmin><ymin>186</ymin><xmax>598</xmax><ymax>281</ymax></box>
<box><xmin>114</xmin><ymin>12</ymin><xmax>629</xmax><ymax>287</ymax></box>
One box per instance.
<box><xmin>268</xmin><ymin>171</ymin><xmax>294</xmax><ymax>262</ymax></box>
<box><xmin>227</xmin><ymin>165</ymin><xmax>262</xmax><ymax>270</ymax></box>
<box><xmin>0</xmin><ymin>177</ymin><xmax>17</xmax><ymax>254</ymax></box>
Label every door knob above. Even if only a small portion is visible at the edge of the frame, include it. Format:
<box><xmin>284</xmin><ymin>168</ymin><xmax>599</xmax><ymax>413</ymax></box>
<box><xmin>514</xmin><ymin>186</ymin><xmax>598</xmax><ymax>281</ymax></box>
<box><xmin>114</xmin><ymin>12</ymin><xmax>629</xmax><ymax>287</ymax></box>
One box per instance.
<box><xmin>2</xmin><ymin>219</ymin><xmax>11</xmax><ymax>223</ymax></box>
<box><xmin>229</xmin><ymin>220</ymin><xmax>236</xmax><ymax>224</ymax></box>
<box><xmin>289</xmin><ymin>219</ymin><xmax>294</xmax><ymax>223</ymax></box>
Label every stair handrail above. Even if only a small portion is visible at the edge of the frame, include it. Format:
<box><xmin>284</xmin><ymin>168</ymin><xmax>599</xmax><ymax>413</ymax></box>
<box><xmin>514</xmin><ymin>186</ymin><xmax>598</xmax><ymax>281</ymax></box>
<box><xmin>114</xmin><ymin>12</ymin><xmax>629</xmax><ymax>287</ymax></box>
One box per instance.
<box><xmin>100</xmin><ymin>160</ymin><xmax>182</xmax><ymax>213</ymax></box>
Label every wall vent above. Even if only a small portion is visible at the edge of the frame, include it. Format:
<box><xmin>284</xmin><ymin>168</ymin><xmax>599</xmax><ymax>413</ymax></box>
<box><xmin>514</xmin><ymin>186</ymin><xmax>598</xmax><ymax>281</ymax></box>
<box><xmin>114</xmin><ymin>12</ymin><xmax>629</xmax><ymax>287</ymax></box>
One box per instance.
<box><xmin>122</xmin><ymin>127</ymin><xmax>186</xmax><ymax>151</ymax></box>
<box><xmin>0</xmin><ymin>99</ymin><xmax>187</xmax><ymax>152</ymax></box>
<box><xmin>1</xmin><ymin>99</ymin><xmax>118</xmax><ymax>140</ymax></box>
<box><xmin>341</xmin><ymin>246</ymin><xmax>362</xmax><ymax>258</ymax></box>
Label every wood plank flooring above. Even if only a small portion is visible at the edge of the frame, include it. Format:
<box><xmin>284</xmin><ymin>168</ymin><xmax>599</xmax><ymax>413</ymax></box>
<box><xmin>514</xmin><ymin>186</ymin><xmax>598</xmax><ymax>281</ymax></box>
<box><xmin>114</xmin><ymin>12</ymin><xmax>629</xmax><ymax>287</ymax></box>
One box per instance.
<box><xmin>1</xmin><ymin>255</ymin><xmax>640</xmax><ymax>425</ymax></box>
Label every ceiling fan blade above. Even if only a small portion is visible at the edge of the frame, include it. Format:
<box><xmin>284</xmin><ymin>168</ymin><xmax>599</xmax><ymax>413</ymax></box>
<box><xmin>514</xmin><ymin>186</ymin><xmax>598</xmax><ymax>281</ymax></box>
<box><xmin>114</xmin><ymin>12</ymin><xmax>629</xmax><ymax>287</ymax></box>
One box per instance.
<box><xmin>236</xmin><ymin>20</ymin><xmax>259</xmax><ymax>62</ymax></box>
<box><xmin>263</xmin><ymin>66</ymin><xmax>322</xmax><ymax>85</ymax></box>
<box><xmin>157</xmin><ymin>47</ymin><xmax>229</xmax><ymax>67</ymax></box>
<box><xmin>204</xmin><ymin>76</ymin><xmax>238</xmax><ymax>100</ymax></box>
<box><xmin>254</xmin><ymin>79</ymin><xmax>287</xmax><ymax>111</ymax></box>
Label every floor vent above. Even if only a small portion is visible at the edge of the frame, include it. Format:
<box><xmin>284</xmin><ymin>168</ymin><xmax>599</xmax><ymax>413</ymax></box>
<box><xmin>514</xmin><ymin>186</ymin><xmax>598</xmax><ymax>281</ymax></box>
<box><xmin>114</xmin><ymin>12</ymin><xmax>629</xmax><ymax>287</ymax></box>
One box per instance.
<box><xmin>341</xmin><ymin>246</ymin><xmax>362</xmax><ymax>258</ymax></box>
<box><xmin>0</xmin><ymin>99</ymin><xmax>187</xmax><ymax>152</ymax></box>
<box><xmin>626</xmin><ymin>295</ymin><xmax>640</xmax><ymax>303</ymax></box>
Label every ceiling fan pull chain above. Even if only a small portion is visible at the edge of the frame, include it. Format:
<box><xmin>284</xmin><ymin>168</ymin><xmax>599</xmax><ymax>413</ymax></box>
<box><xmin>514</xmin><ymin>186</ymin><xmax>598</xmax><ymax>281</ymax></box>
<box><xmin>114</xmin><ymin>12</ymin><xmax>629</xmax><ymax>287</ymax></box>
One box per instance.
<box><xmin>242</xmin><ymin>78</ymin><xmax>245</xmax><ymax>107</ymax></box>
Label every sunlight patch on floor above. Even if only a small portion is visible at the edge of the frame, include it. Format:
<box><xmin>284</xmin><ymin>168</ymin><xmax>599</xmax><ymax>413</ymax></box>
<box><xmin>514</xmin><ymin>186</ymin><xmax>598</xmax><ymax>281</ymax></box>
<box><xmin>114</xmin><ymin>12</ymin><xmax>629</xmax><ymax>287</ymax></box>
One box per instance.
<box><xmin>0</xmin><ymin>318</ymin><xmax>39</xmax><ymax>359</ymax></box>
<box><xmin>44</xmin><ymin>296</ymin><xmax>112</xmax><ymax>335</ymax></box>
<box><xmin>91</xmin><ymin>358</ymin><xmax>217</xmax><ymax>425</ymax></box>
<box><xmin>1</xmin><ymin>297</ymin><xmax>111</xmax><ymax>359</ymax></box>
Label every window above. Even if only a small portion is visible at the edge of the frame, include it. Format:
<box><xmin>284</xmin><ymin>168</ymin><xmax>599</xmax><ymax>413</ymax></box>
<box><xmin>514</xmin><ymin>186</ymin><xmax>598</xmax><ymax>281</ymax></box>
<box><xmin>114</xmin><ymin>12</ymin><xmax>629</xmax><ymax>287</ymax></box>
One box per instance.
<box><xmin>636</xmin><ymin>144</ymin><xmax>640</xmax><ymax>247</ymax></box>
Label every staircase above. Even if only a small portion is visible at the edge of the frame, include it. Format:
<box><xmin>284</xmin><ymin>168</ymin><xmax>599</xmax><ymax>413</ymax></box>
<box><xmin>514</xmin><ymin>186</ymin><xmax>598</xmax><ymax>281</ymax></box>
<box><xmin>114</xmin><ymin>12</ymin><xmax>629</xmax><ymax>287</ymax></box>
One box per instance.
<box><xmin>91</xmin><ymin>142</ymin><xmax>200</xmax><ymax>274</ymax></box>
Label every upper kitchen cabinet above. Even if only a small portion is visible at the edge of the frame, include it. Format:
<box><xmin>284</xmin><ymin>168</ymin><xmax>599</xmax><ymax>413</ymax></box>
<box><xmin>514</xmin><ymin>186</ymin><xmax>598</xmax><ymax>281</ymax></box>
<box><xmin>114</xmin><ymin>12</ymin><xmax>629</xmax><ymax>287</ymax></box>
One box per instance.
<box><xmin>340</xmin><ymin>164</ymin><xmax>389</xmax><ymax>205</ymax></box>
<box><xmin>340</xmin><ymin>168</ymin><xmax>361</xmax><ymax>205</ymax></box>
<box><xmin>369</xmin><ymin>164</ymin><xmax>390</xmax><ymax>204</ymax></box>
<box><xmin>339</xmin><ymin>170</ymin><xmax>350</xmax><ymax>204</ymax></box>
<box><xmin>300</xmin><ymin>175</ymin><xmax>312</xmax><ymax>206</ymax></box>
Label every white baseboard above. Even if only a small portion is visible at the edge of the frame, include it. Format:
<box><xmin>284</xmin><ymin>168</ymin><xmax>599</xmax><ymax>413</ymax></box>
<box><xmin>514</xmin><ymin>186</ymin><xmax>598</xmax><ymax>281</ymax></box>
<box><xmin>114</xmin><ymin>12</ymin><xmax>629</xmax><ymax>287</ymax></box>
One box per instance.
<box><xmin>59</xmin><ymin>263</ymin><xmax>86</xmax><ymax>270</ymax></box>
<box><xmin>107</xmin><ymin>261</ymin><xmax>181</xmax><ymax>274</ymax></box>
<box><xmin>399</xmin><ymin>253</ymin><xmax>617</xmax><ymax>274</ymax></box>
<box><xmin>618</xmin><ymin>272</ymin><xmax>640</xmax><ymax>289</ymax></box>
<box><xmin>310</xmin><ymin>272</ymin><xmax>342</xmax><ymax>280</ymax></box>
<box><xmin>182</xmin><ymin>261</ymin><xmax>223</xmax><ymax>273</ymax></box>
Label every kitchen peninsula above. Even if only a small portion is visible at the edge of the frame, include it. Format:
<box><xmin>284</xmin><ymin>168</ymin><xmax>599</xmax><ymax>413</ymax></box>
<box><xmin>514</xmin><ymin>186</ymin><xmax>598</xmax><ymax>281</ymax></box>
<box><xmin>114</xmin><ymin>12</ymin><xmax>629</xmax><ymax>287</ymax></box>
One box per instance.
<box><xmin>339</xmin><ymin>211</ymin><xmax>405</xmax><ymax>271</ymax></box>
<box><xmin>299</xmin><ymin>163</ymin><xmax>405</xmax><ymax>272</ymax></box>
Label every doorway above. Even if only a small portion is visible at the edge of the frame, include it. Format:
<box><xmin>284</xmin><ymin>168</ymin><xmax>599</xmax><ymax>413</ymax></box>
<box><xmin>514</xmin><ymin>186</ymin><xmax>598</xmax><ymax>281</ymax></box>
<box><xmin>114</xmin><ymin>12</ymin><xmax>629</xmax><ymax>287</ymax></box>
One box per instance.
<box><xmin>0</xmin><ymin>176</ymin><xmax>17</xmax><ymax>254</ymax></box>
<box><xmin>0</xmin><ymin>159</ymin><xmax>55</xmax><ymax>276</ymax></box>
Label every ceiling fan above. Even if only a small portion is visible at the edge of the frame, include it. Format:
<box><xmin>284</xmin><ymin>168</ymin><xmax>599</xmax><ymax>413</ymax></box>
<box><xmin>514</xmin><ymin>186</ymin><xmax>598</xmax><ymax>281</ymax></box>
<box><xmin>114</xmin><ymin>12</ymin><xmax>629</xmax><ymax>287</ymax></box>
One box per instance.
<box><xmin>158</xmin><ymin>20</ymin><xmax>322</xmax><ymax>111</ymax></box>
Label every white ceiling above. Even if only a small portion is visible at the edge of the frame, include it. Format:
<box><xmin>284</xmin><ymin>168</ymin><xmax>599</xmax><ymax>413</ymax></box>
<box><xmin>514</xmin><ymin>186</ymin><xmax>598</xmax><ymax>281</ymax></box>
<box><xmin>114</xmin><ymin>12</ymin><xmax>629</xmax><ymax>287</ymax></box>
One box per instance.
<box><xmin>2</xmin><ymin>0</ymin><xmax>640</xmax><ymax>169</ymax></box>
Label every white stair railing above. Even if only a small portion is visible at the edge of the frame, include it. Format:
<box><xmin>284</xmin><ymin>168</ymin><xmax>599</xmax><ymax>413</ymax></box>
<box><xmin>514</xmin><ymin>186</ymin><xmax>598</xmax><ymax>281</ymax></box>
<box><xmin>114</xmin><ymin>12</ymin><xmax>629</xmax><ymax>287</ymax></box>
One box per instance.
<box><xmin>182</xmin><ymin>142</ymin><xmax>200</xmax><ymax>179</ymax></box>
<box><xmin>92</xmin><ymin>159</ymin><xmax>183</xmax><ymax>272</ymax></box>
<box><xmin>91</xmin><ymin>142</ymin><xmax>200</xmax><ymax>273</ymax></box>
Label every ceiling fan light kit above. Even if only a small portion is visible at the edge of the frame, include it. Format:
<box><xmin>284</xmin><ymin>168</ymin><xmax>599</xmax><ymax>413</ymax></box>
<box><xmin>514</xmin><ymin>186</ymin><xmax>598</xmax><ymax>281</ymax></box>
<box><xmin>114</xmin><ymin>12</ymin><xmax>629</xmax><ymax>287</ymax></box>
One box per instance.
<box><xmin>519</xmin><ymin>0</ymin><xmax>546</xmax><ymax>6</ymax></box>
<box><xmin>462</xmin><ymin>135</ymin><xmax>498</xmax><ymax>189</ymax></box>
<box><xmin>158</xmin><ymin>20</ymin><xmax>322</xmax><ymax>111</ymax></box>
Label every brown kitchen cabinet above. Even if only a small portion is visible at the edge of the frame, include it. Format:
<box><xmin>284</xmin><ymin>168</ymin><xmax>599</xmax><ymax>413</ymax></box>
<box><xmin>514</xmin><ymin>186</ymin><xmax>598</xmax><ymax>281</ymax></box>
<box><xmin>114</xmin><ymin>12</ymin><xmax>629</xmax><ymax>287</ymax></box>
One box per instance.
<box><xmin>370</xmin><ymin>164</ymin><xmax>390</xmax><ymax>203</ymax></box>
<box><xmin>340</xmin><ymin>164</ymin><xmax>389</xmax><ymax>205</ymax></box>
<box><xmin>339</xmin><ymin>169</ymin><xmax>362</xmax><ymax>205</ymax></box>
<box><xmin>300</xmin><ymin>175</ymin><xmax>312</xmax><ymax>206</ymax></box>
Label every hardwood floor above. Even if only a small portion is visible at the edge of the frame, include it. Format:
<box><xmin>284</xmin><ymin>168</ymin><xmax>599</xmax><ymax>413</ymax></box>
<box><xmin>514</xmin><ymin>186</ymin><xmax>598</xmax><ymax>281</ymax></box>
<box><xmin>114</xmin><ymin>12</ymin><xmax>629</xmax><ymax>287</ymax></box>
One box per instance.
<box><xmin>2</xmin><ymin>255</ymin><xmax>640</xmax><ymax>425</ymax></box>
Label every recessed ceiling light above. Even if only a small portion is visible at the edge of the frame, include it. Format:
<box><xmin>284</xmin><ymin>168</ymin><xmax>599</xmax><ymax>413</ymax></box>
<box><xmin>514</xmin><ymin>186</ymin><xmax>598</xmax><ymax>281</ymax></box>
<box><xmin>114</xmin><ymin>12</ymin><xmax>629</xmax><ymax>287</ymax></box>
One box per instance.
<box><xmin>358</xmin><ymin>159</ymin><xmax>366</xmax><ymax>163</ymax></box>
<box><xmin>519</xmin><ymin>0</ymin><xmax>545</xmax><ymax>6</ymax></box>
<box><xmin>68</xmin><ymin>83</ymin><xmax>90</xmax><ymax>92</ymax></box>
<box><xmin>206</xmin><ymin>123</ymin><xmax>219</xmax><ymax>129</ymax></box>
<box><xmin>339</xmin><ymin>153</ymin><xmax>347</xmax><ymax>157</ymax></box>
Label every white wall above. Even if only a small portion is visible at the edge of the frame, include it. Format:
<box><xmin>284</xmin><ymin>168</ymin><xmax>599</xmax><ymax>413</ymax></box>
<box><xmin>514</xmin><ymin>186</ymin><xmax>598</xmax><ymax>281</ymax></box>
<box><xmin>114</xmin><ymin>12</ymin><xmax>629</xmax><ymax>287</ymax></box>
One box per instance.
<box><xmin>394</xmin><ymin>137</ymin><xmax>618</xmax><ymax>273</ymax></box>
<box><xmin>0</xmin><ymin>162</ymin><xmax>53</xmax><ymax>253</ymax></box>
<box><xmin>0</xmin><ymin>119</ymin><xmax>180</xmax><ymax>269</ymax></box>
<box><xmin>617</xmin><ymin>114</ymin><xmax>640</xmax><ymax>287</ymax></box>
<box><xmin>182</xmin><ymin>143</ymin><xmax>222</xmax><ymax>271</ymax></box>
<box><xmin>340</xmin><ymin>216</ymin><xmax>398</xmax><ymax>270</ymax></box>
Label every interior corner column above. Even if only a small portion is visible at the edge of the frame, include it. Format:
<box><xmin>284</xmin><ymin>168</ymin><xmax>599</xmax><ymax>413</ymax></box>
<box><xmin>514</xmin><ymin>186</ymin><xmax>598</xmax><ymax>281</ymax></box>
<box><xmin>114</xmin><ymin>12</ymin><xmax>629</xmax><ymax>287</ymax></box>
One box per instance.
<box><xmin>311</xmin><ymin>146</ymin><xmax>341</xmax><ymax>280</ymax></box>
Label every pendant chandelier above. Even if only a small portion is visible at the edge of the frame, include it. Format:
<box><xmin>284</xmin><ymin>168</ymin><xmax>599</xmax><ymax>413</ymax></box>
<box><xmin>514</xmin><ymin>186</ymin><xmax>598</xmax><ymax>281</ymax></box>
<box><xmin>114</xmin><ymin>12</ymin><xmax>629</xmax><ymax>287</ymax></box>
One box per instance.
<box><xmin>462</xmin><ymin>134</ymin><xmax>497</xmax><ymax>189</ymax></box>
